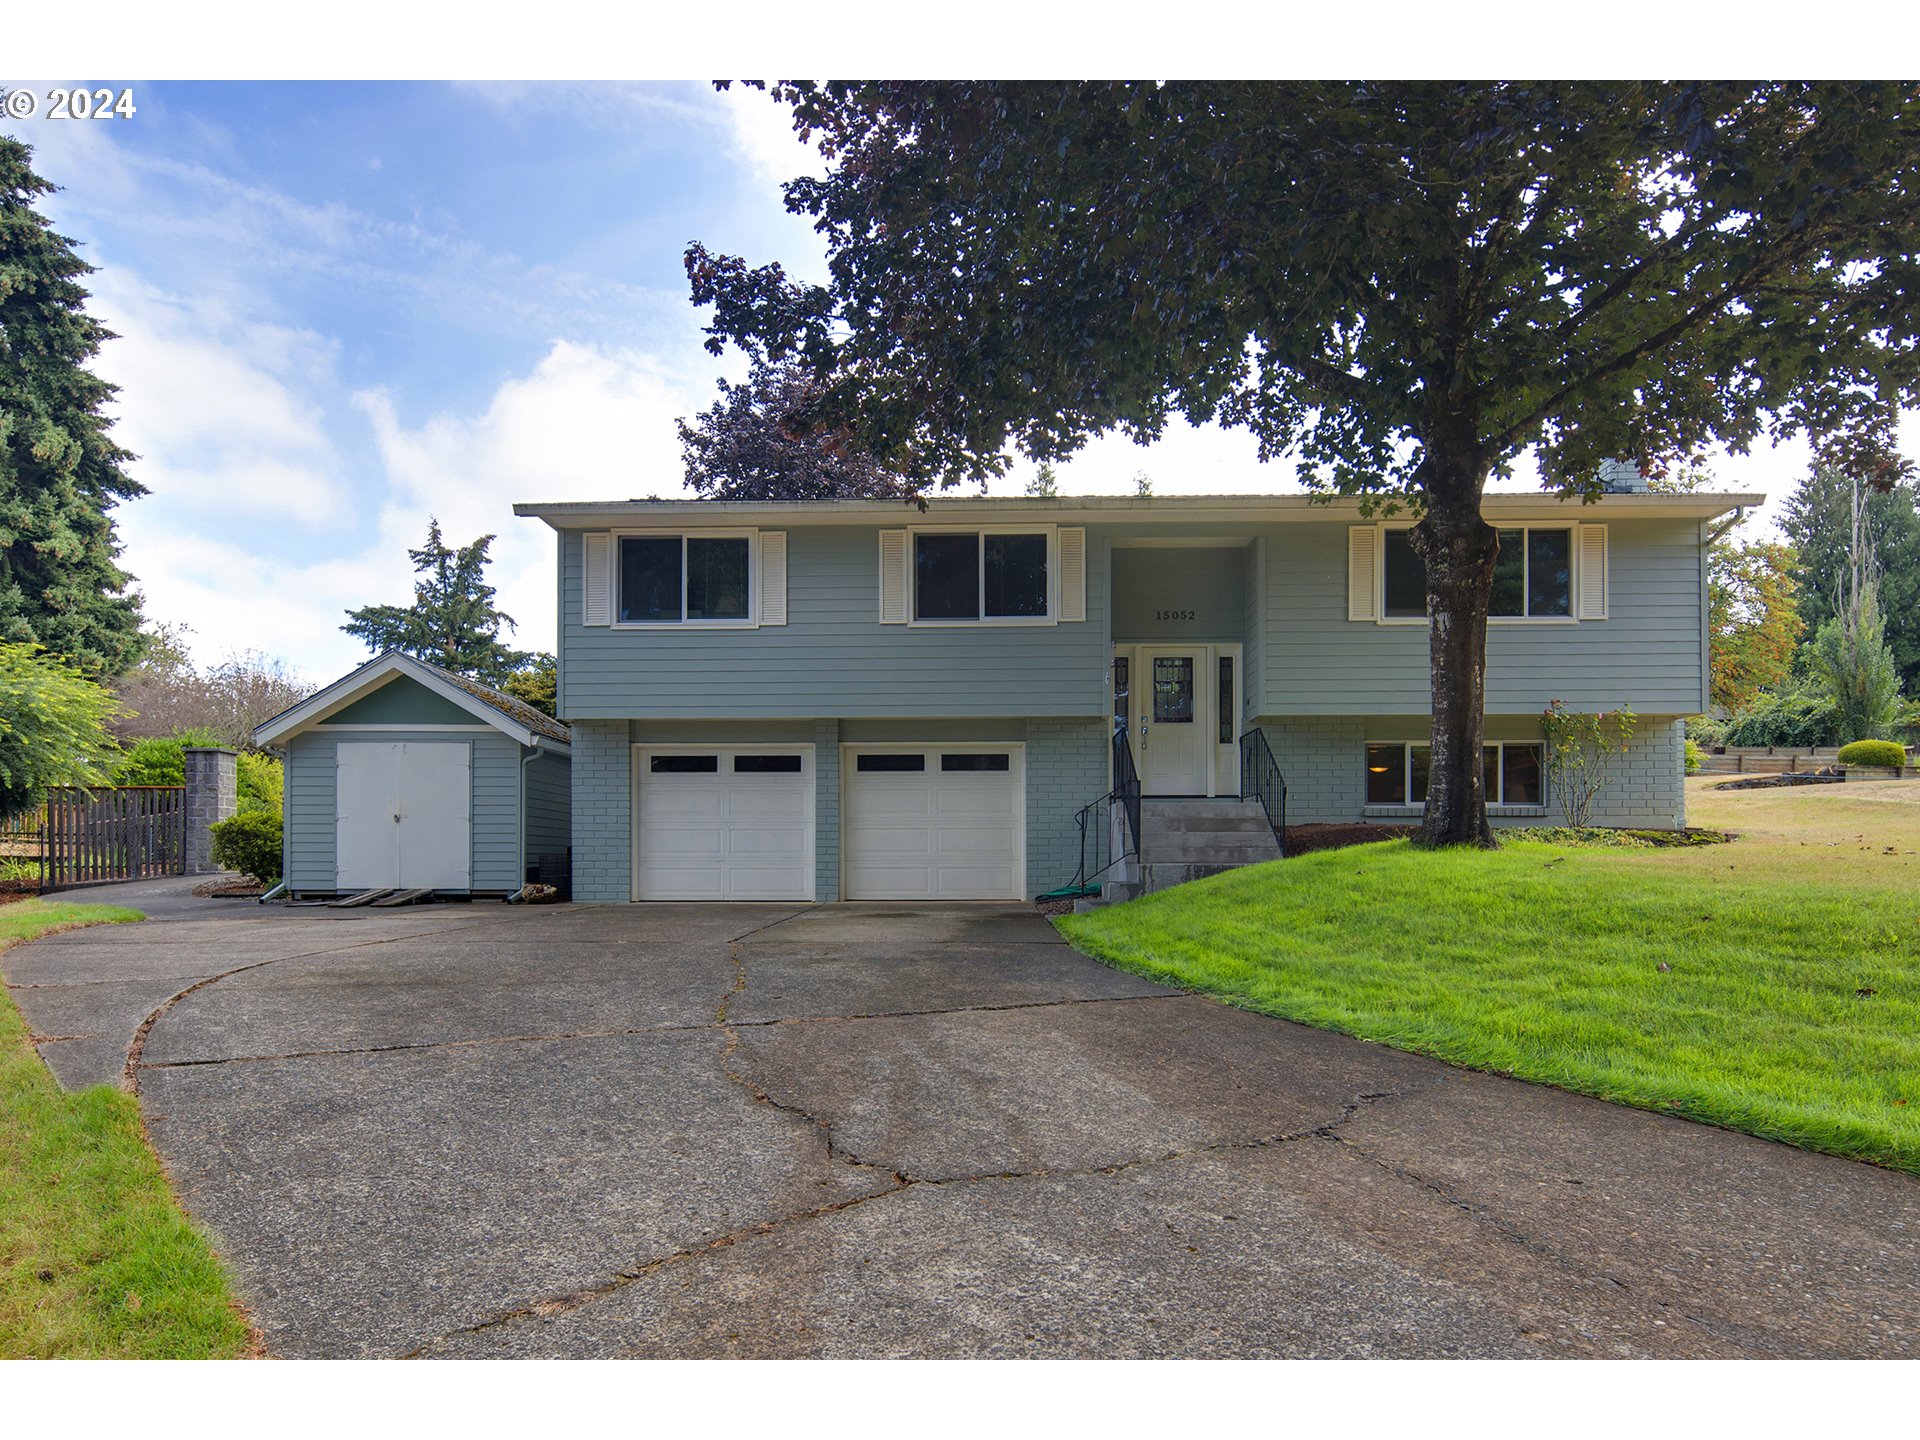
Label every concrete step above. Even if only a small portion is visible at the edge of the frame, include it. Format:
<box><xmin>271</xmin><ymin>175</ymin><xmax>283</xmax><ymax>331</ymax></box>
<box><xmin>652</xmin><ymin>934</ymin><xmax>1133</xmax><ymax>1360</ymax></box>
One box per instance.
<box><xmin>1141</xmin><ymin>861</ymin><xmax>1276</xmax><ymax>894</ymax></box>
<box><xmin>1147</xmin><ymin>837</ymin><xmax>1283</xmax><ymax>865</ymax></box>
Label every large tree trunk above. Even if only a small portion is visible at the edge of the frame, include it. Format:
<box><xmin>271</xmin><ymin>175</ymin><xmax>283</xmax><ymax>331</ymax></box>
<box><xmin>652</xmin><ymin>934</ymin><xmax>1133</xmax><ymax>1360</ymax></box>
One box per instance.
<box><xmin>1410</xmin><ymin>456</ymin><xmax>1500</xmax><ymax>849</ymax></box>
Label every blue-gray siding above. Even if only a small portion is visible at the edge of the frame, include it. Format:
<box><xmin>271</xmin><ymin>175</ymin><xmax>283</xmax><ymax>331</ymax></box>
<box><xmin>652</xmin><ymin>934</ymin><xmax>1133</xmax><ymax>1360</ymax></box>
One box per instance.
<box><xmin>1253</xmin><ymin>517</ymin><xmax>1706</xmax><ymax>717</ymax></box>
<box><xmin>555</xmin><ymin>517</ymin><xmax>1703</xmax><ymax>722</ymax></box>
<box><xmin>559</xmin><ymin>526</ymin><xmax>1110</xmax><ymax>719</ymax></box>
<box><xmin>1110</xmin><ymin>546</ymin><xmax>1246</xmax><ymax>642</ymax></box>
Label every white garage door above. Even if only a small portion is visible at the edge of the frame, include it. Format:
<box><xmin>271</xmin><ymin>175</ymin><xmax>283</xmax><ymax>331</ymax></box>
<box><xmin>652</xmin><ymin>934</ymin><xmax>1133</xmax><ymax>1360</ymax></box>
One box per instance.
<box><xmin>842</xmin><ymin>746</ymin><xmax>1024</xmax><ymax>900</ymax></box>
<box><xmin>336</xmin><ymin>741</ymin><xmax>471</xmax><ymax>891</ymax></box>
<box><xmin>633</xmin><ymin>746</ymin><xmax>815</xmax><ymax>900</ymax></box>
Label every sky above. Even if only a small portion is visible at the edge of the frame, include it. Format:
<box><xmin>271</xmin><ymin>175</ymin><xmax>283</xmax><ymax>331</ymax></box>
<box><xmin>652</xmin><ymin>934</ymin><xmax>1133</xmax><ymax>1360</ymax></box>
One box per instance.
<box><xmin>2</xmin><ymin>75</ymin><xmax>1910</xmax><ymax>682</ymax></box>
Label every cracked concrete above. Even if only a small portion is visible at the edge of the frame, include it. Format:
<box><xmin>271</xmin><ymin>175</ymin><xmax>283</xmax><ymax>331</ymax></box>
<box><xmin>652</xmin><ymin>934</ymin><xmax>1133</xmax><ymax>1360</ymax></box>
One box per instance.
<box><xmin>5</xmin><ymin>876</ymin><xmax>1916</xmax><ymax>1358</ymax></box>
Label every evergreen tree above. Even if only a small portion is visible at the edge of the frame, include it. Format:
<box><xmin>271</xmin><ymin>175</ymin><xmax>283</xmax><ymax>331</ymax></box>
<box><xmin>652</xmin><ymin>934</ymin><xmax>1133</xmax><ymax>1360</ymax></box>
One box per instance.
<box><xmin>1807</xmin><ymin>582</ymin><xmax>1902</xmax><ymax>743</ymax></box>
<box><xmin>1781</xmin><ymin>467</ymin><xmax>1920</xmax><ymax>691</ymax></box>
<box><xmin>341</xmin><ymin>520</ymin><xmax>532</xmax><ymax>685</ymax></box>
<box><xmin>0</xmin><ymin>138</ymin><xmax>144</xmax><ymax>675</ymax></box>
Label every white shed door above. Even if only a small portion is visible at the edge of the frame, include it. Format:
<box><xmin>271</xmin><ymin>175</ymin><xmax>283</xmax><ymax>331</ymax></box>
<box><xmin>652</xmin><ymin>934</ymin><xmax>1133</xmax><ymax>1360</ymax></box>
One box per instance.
<box><xmin>843</xmin><ymin>747</ymin><xmax>1023</xmax><ymax>900</ymax></box>
<box><xmin>634</xmin><ymin>747</ymin><xmax>814</xmax><ymax>900</ymax></box>
<box><xmin>336</xmin><ymin>742</ymin><xmax>471</xmax><ymax>891</ymax></box>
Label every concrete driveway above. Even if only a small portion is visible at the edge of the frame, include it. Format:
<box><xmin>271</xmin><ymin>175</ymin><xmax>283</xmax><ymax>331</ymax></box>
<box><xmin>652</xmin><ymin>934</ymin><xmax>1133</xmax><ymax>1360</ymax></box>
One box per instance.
<box><xmin>6</xmin><ymin>879</ymin><xmax>1917</xmax><ymax>1358</ymax></box>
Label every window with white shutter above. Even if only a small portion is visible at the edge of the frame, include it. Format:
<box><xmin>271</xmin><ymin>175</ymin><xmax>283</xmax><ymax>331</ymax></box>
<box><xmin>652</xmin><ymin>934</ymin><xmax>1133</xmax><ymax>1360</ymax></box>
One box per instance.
<box><xmin>1348</xmin><ymin>526</ymin><xmax>1380</xmax><ymax>622</ymax></box>
<box><xmin>1577</xmin><ymin>524</ymin><xmax>1609</xmax><ymax>620</ymax></box>
<box><xmin>758</xmin><ymin>531</ymin><xmax>788</xmax><ymax>625</ymax></box>
<box><xmin>1057</xmin><ymin>528</ymin><xmax>1086</xmax><ymax>622</ymax></box>
<box><xmin>582</xmin><ymin>532</ymin><xmax>612</xmax><ymax>626</ymax></box>
<box><xmin>878</xmin><ymin>530</ymin><xmax>908</xmax><ymax>623</ymax></box>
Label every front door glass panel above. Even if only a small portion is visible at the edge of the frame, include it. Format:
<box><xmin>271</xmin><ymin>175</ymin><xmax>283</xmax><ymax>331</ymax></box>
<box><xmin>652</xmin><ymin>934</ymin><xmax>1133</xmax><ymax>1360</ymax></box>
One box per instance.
<box><xmin>1152</xmin><ymin>657</ymin><xmax>1194</xmax><ymax>723</ymax></box>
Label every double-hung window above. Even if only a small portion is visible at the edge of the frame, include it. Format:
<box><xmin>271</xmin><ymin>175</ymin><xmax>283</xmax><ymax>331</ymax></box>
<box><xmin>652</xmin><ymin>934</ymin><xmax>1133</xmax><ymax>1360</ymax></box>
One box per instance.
<box><xmin>1381</xmin><ymin>527</ymin><xmax>1573</xmax><ymax>620</ymax></box>
<box><xmin>1364</xmin><ymin>742</ymin><xmax>1545</xmax><ymax>807</ymax></box>
<box><xmin>618</xmin><ymin>534</ymin><xmax>752</xmax><ymax>625</ymax></box>
<box><xmin>913</xmin><ymin>530</ymin><xmax>1050</xmax><ymax>623</ymax></box>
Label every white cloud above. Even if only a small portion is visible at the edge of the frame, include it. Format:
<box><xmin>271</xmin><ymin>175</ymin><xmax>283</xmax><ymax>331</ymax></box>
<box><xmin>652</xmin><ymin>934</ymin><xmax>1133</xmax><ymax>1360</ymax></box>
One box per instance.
<box><xmin>716</xmin><ymin>83</ymin><xmax>826</xmax><ymax>186</ymax></box>
<box><xmin>88</xmin><ymin>272</ymin><xmax>347</xmax><ymax>524</ymax></box>
<box><xmin>987</xmin><ymin>418</ymin><xmax>1295</xmax><ymax>497</ymax></box>
<box><xmin>353</xmin><ymin>340</ymin><xmax>713</xmax><ymax>661</ymax></box>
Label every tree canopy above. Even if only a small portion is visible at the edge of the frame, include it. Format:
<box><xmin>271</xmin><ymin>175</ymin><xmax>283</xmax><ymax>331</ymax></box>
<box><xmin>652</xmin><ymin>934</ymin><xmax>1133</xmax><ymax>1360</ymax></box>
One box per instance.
<box><xmin>689</xmin><ymin>82</ymin><xmax>1920</xmax><ymax>843</ymax></box>
<box><xmin>1707</xmin><ymin>538</ymin><xmax>1803</xmax><ymax>714</ymax></box>
<box><xmin>0</xmin><ymin>641</ymin><xmax>123</xmax><ymax>820</ymax></box>
<box><xmin>679</xmin><ymin>357</ymin><xmax>914</xmax><ymax>501</ymax></box>
<box><xmin>341</xmin><ymin>520</ymin><xmax>532</xmax><ymax>686</ymax></box>
<box><xmin>0</xmin><ymin>138</ymin><xmax>144</xmax><ymax>676</ymax></box>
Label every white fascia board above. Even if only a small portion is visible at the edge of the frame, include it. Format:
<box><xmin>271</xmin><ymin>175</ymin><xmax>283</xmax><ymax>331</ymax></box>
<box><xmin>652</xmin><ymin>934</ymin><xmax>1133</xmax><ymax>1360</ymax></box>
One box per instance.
<box><xmin>512</xmin><ymin>491</ymin><xmax>1767</xmax><ymax>529</ymax></box>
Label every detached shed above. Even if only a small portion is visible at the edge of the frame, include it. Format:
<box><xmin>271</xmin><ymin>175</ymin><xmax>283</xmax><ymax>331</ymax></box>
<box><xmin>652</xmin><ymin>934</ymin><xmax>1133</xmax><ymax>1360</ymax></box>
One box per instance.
<box><xmin>254</xmin><ymin>651</ymin><xmax>570</xmax><ymax>899</ymax></box>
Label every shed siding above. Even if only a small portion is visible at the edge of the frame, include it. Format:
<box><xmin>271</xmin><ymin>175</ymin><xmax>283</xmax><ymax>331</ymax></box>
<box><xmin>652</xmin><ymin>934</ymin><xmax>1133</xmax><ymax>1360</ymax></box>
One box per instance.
<box><xmin>280</xmin><ymin>728</ymin><xmax>528</xmax><ymax>892</ymax></box>
<box><xmin>1256</xmin><ymin>517</ymin><xmax>1706</xmax><ymax>716</ymax></box>
<box><xmin>524</xmin><ymin>751</ymin><xmax>572</xmax><ymax>873</ymax></box>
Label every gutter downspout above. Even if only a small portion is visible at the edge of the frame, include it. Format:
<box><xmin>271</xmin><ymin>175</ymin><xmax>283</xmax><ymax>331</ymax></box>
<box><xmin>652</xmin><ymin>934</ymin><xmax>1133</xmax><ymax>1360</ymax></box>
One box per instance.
<box><xmin>1705</xmin><ymin>506</ymin><xmax>1746</xmax><ymax>545</ymax></box>
<box><xmin>509</xmin><ymin>746</ymin><xmax>539</xmax><ymax>901</ymax></box>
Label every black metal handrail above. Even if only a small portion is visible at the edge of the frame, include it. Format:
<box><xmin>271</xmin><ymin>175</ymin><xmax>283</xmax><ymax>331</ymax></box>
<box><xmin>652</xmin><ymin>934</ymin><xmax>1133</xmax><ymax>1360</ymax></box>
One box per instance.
<box><xmin>1049</xmin><ymin>729</ymin><xmax>1145</xmax><ymax>897</ymax></box>
<box><xmin>1111</xmin><ymin>725</ymin><xmax>1141</xmax><ymax>861</ymax></box>
<box><xmin>1239</xmin><ymin>727</ymin><xmax>1287</xmax><ymax>855</ymax></box>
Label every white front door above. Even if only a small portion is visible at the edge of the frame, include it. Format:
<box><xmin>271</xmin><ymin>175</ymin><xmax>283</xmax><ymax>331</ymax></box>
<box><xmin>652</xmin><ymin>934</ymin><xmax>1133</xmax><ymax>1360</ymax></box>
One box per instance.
<box><xmin>1136</xmin><ymin>648</ymin><xmax>1210</xmax><ymax>795</ymax></box>
<box><xmin>633</xmin><ymin>746</ymin><xmax>815</xmax><ymax>900</ymax></box>
<box><xmin>336</xmin><ymin>741</ymin><xmax>471</xmax><ymax>891</ymax></box>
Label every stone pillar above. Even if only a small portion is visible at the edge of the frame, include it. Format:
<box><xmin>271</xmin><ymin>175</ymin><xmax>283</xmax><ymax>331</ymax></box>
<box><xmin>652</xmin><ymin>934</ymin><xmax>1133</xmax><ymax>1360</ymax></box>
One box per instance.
<box><xmin>183</xmin><ymin>747</ymin><xmax>238</xmax><ymax>874</ymax></box>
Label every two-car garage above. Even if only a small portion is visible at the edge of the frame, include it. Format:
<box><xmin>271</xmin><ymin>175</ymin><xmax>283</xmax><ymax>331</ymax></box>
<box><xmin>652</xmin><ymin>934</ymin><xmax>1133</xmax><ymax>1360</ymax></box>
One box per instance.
<box><xmin>631</xmin><ymin>743</ymin><xmax>1025</xmax><ymax>902</ymax></box>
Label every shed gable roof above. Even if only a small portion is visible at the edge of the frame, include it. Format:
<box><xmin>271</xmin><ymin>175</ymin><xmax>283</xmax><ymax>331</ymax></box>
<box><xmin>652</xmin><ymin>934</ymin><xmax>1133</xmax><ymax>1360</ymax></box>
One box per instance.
<box><xmin>252</xmin><ymin>651</ymin><xmax>569</xmax><ymax>750</ymax></box>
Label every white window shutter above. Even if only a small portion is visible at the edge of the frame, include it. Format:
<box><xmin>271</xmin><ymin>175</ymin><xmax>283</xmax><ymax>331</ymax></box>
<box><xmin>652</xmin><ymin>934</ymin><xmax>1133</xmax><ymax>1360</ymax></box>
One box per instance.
<box><xmin>1057</xmin><ymin>528</ymin><xmax>1087</xmax><ymax>622</ymax></box>
<box><xmin>1347</xmin><ymin>525</ymin><xmax>1380</xmax><ymax>622</ymax></box>
<box><xmin>583</xmin><ymin>532</ymin><xmax>612</xmax><ymax>626</ymax></box>
<box><xmin>878</xmin><ymin>530</ymin><xmax>908</xmax><ymax>623</ymax></box>
<box><xmin>1577</xmin><ymin>524</ymin><xmax>1609</xmax><ymax>620</ymax></box>
<box><xmin>758</xmin><ymin>531</ymin><xmax>788</xmax><ymax>625</ymax></box>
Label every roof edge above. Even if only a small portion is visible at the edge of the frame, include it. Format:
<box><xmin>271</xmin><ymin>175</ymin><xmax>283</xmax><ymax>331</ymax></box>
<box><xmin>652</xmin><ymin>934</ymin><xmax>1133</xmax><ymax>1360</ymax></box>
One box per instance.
<box><xmin>513</xmin><ymin>491</ymin><xmax>1765</xmax><ymax>526</ymax></box>
<box><xmin>252</xmin><ymin>651</ymin><xmax>560</xmax><ymax>749</ymax></box>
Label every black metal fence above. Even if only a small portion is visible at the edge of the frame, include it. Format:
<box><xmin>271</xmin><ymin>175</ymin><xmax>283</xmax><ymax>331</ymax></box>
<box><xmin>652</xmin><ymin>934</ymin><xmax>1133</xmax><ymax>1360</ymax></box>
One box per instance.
<box><xmin>42</xmin><ymin>786</ymin><xmax>187</xmax><ymax>889</ymax></box>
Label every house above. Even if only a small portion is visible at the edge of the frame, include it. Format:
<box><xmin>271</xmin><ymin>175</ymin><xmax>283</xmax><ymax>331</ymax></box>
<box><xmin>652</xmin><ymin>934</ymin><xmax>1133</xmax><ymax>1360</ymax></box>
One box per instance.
<box><xmin>512</xmin><ymin>484</ymin><xmax>1756</xmax><ymax>904</ymax></box>
<box><xmin>253</xmin><ymin>651</ymin><xmax>571</xmax><ymax>898</ymax></box>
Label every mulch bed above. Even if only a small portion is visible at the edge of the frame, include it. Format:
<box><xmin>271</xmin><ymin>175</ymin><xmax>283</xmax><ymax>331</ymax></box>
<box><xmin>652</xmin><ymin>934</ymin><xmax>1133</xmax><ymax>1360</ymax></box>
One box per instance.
<box><xmin>1285</xmin><ymin>822</ymin><xmax>1419</xmax><ymax>855</ymax></box>
<box><xmin>1</xmin><ymin>878</ymin><xmax>41</xmax><ymax>906</ymax></box>
<box><xmin>1712</xmin><ymin>771</ymin><xmax>1846</xmax><ymax>791</ymax></box>
<box><xmin>191</xmin><ymin>877</ymin><xmax>266</xmax><ymax>898</ymax></box>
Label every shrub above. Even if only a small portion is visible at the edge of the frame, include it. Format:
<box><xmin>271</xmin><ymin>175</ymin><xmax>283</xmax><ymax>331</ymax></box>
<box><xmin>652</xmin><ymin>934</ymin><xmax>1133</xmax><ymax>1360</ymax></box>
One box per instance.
<box><xmin>0</xmin><ymin>642</ymin><xmax>124</xmax><ymax>819</ymax></box>
<box><xmin>1721</xmin><ymin>684</ymin><xmax>1840</xmax><ymax>748</ymax></box>
<box><xmin>236</xmin><ymin>751</ymin><xmax>283</xmax><ymax>814</ymax></box>
<box><xmin>111</xmin><ymin>729</ymin><xmax>223</xmax><ymax>787</ymax></box>
<box><xmin>1541</xmin><ymin>700</ymin><xmax>1638</xmax><ymax>828</ymax></box>
<box><xmin>1837</xmin><ymin>739</ymin><xmax>1907</xmax><ymax>769</ymax></box>
<box><xmin>1684</xmin><ymin>738</ymin><xmax>1703</xmax><ymax>775</ymax></box>
<box><xmin>1685</xmin><ymin>714</ymin><xmax>1728</xmax><ymax>748</ymax></box>
<box><xmin>209</xmin><ymin>809</ymin><xmax>282</xmax><ymax>884</ymax></box>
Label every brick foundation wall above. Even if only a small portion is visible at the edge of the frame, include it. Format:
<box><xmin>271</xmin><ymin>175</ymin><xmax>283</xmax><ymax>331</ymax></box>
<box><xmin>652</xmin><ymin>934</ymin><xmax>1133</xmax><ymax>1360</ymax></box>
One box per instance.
<box><xmin>1025</xmin><ymin>718</ymin><xmax>1110</xmax><ymax>897</ymax></box>
<box><xmin>1252</xmin><ymin>715</ymin><xmax>1688</xmax><ymax>830</ymax></box>
<box><xmin>568</xmin><ymin>720</ymin><xmax>631</xmax><ymax>902</ymax></box>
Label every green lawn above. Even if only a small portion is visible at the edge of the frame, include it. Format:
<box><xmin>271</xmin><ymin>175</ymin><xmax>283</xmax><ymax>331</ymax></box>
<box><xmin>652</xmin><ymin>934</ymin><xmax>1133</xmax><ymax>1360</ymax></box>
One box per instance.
<box><xmin>0</xmin><ymin>900</ymin><xmax>253</xmax><ymax>1358</ymax></box>
<box><xmin>1057</xmin><ymin>778</ymin><xmax>1920</xmax><ymax>1172</ymax></box>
